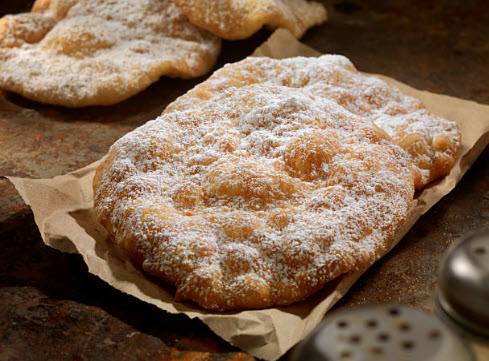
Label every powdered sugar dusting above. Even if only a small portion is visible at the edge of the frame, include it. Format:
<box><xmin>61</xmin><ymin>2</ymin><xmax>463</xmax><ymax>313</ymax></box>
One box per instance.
<box><xmin>0</xmin><ymin>0</ymin><xmax>221</xmax><ymax>107</ymax></box>
<box><xmin>94</xmin><ymin>83</ymin><xmax>414</xmax><ymax>310</ymax></box>
<box><xmin>167</xmin><ymin>55</ymin><xmax>461</xmax><ymax>188</ymax></box>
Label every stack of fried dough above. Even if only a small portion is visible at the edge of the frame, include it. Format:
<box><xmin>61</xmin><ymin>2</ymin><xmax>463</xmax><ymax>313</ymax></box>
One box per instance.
<box><xmin>93</xmin><ymin>55</ymin><xmax>461</xmax><ymax>310</ymax></box>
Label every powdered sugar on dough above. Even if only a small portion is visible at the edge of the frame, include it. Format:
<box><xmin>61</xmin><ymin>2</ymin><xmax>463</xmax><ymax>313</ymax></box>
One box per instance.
<box><xmin>0</xmin><ymin>0</ymin><xmax>221</xmax><ymax>107</ymax></box>
<box><xmin>171</xmin><ymin>0</ymin><xmax>327</xmax><ymax>39</ymax></box>
<box><xmin>94</xmin><ymin>84</ymin><xmax>414</xmax><ymax>310</ymax></box>
<box><xmin>167</xmin><ymin>56</ymin><xmax>461</xmax><ymax>188</ymax></box>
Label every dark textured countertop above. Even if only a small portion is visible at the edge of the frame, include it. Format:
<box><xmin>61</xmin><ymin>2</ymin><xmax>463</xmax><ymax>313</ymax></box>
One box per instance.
<box><xmin>1</xmin><ymin>1</ymin><xmax>489</xmax><ymax>360</ymax></box>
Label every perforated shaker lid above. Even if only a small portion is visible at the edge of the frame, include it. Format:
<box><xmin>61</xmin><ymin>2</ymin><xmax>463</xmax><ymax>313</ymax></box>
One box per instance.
<box><xmin>290</xmin><ymin>304</ymin><xmax>475</xmax><ymax>361</ymax></box>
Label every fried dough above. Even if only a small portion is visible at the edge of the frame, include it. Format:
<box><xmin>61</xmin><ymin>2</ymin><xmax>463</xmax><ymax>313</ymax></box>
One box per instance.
<box><xmin>171</xmin><ymin>0</ymin><xmax>327</xmax><ymax>40</ymax></box>
<box><xmin>0</xmin><ymin>0</ymin><xmax>220</xmax><ymax>107</ymax></box>
<box><xmin>94</xmin><ymin>83</ymin><xmax>414</xmax><ymax>310</ymax></box>
<box><xmin>167</xmin><ymin>56</ymin><xmax>461</xmax><ymax>188</ymax></box>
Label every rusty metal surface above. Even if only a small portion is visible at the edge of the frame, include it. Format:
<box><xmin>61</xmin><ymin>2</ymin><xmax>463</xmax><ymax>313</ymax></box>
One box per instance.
<box><xmin>1</xmin><ymin>1</ymin><xmax>489</xmax><ymax>360</ymax></box>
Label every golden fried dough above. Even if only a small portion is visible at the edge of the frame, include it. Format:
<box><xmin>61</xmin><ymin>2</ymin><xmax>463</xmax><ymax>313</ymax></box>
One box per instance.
<box><xmin>94</xmin><ymin>83</ymin><xmax>414</xmax><ymax>310</ymax></box>
<box><xmin>0</xmin><ymin>0</ymin><xmax>220</xmax><ymax>107</ymax></box>
<box><xmin>171</xmin><ymin>0</ymin><xmax>327</xmax><ymax>40</ymax></box>
<box><xmin>167</xmin><ymin>56</ymin><xmax>461</xmax><ymax>188</ymax></box>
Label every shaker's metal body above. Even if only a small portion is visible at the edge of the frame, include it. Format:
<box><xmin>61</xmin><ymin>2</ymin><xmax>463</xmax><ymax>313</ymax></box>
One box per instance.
<box><xmin>436</xmin><ymin>230</ymin><xmax>489</xmax><ymax>338</ymax></box>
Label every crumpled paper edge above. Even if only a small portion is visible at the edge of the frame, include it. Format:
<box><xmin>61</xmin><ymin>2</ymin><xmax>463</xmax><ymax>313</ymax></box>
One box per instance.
<box><xmin>7</xmin><ymin>29</ymin><xmax>489</xmax><ymax>361</ymax></box>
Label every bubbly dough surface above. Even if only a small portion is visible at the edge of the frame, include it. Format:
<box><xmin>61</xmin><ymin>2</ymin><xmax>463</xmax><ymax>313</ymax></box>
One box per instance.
<box><xmin>94</xmin><ymin>82</ymin><xmax>415</xmax><ymax>310</ymax></box>
<box><xmin>0</xmin><ymin>0</ymin><xmax>221</xmax><ymax>107</ymax></box>
<box><xmin>167</xmin><ymin>55</ymin><xmax>461</xmax><ymax>188</ymax></box>
<box><xmin>171</xmin><ymin>0</ymin><xmax>327</xmax><ymax>39</ymax></box>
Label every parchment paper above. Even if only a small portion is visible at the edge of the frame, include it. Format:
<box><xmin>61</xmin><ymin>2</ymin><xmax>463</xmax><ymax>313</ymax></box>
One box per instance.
<box><xmin>7</xmin><ymin>29</ymin><xmax>489</xmax><ymax>361</ymax></box>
